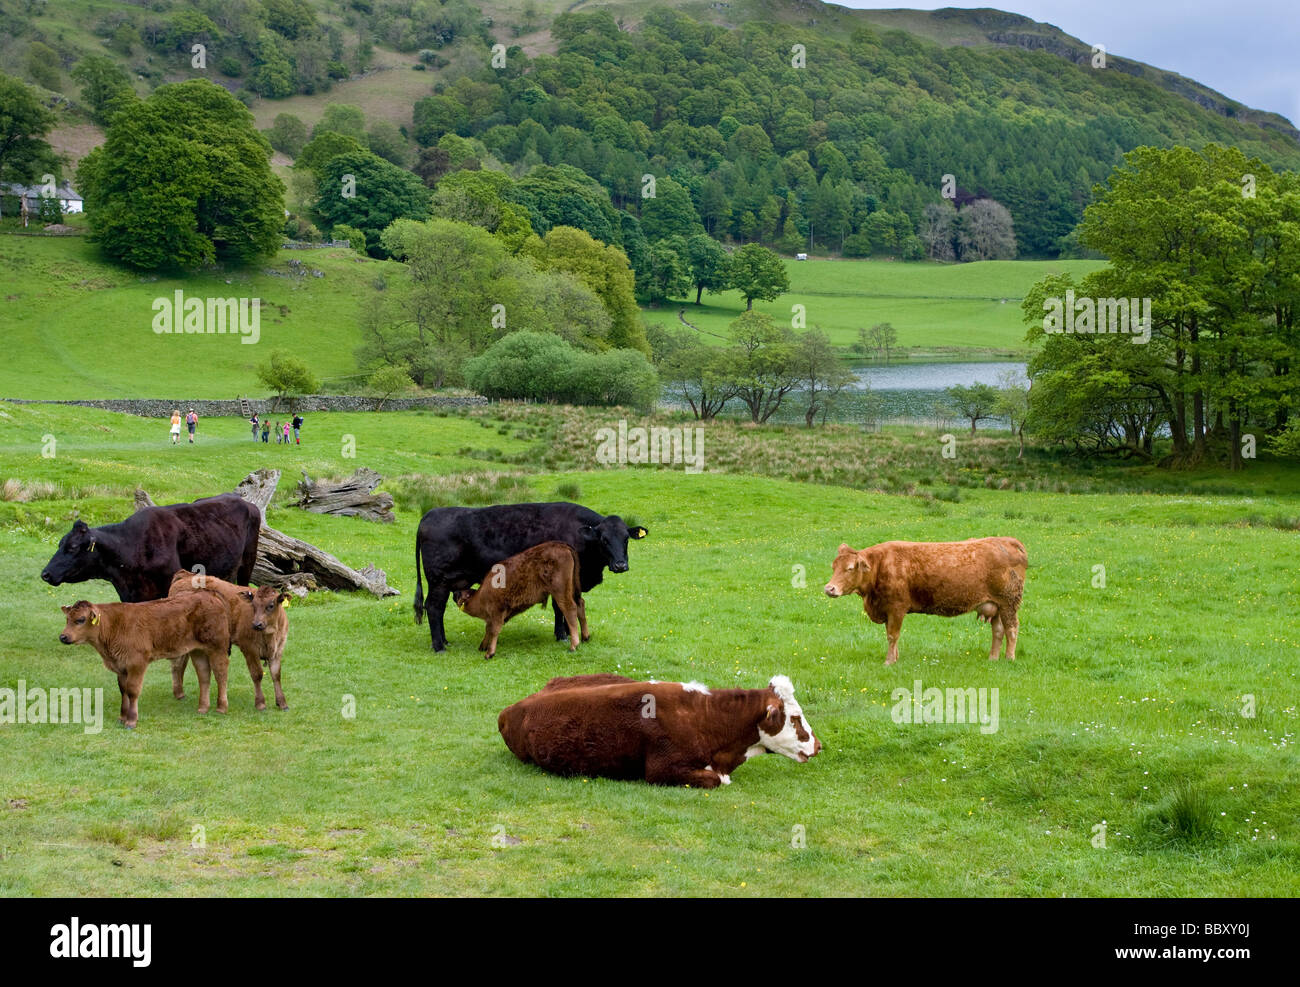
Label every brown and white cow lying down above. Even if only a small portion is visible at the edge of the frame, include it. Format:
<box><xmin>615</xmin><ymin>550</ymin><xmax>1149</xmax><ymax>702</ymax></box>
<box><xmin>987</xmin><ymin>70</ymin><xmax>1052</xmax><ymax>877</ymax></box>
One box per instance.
<box><xmin>498</xmin><ymin>673</ymin><xmax>820</xmax><ymax>788</ymax></box>
<box><xmin>453</xmin><ymin>541</ymin><xmax>588</xmax><ymax>659</ymax></box>
<box><xmin>824</xmin><ymin>537</ymin><xmax>1027</xmax><ymax>664</ymax></box>
<box><xmin>58</xmin><ymin>595</ymin><xmax>231</xmax><ymax>728</ymax></box>
<box><xmin>166</xmin><ymin>570</ymin><xmax>290</xmax><ymax>711</ymax></box>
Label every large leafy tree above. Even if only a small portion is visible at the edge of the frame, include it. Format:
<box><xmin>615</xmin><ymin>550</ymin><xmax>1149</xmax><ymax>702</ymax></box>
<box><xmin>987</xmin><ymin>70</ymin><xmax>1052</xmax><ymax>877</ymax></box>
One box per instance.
<box><xmin>726</xmin><ymin>243</ymin><xmax>790</xmax><ymax>310</ymax></box>
<box><xmin>0</xmin><ymin>73</ymin><xmax>59</xmax><ymax>185</ymax></box>
<box><xmin>78</xmin><ymin>79</ymin><xmax>284</xmax><ymax>270</ymax></box>
<box><xmin>727</xmin><ymin>309</ymin><xmax>799</xmax><ymax>423</ymax></box>
<box><xmin>682</xmin><ymin>233</ymin><xmax>730</xmax><ymax>305</ymax></box>
<box><xmin>530</xmin><ymin>225</ymin><xmax>647</xmax><ymax>354</ymax></box>
<box><xmin>69</xmin><ymin>56</ymin><xmax>134</xmax><ymax>126</ymax></box>
<box><xmin>315</xmin><ymin>151</ymin><xmax>431</xmax><ymax>257</ymax></box>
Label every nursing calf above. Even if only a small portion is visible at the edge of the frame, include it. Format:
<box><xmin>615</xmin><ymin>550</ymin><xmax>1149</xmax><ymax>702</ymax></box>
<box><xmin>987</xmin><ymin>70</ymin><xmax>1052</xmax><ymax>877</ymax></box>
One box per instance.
<box><xmin>167</xmin><ymin>570</ymin><xmax>289</xmax><ymax>710</ymax></box>
<box><xmin>824</xmin><ymin>537</ymin><xmax>1027</xmax><ymax>664</ymax></box>
<box><xmin>452</xmin><ymin>542</ymin><xmax>588</xmax><ymax>660</ymax></box>
<box><xmin>498</xmin><ymin>674</ymin><xmax>820</xmax><ymax>788</ymax></box>
<box><xmin>58</xmin><ymin>595</ymin><xmax>230</xmax><ymax>728</ymax></box>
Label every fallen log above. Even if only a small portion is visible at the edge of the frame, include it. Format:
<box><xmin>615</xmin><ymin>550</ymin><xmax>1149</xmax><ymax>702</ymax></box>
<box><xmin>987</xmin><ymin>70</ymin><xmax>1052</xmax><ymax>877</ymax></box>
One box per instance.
<box><xmin>133</xmin><ymin>479</ymin><xmax>399</xmax><ymax>597</ymax></box>
<box><xmin>294</xmin><ymin>467</ymin><xmax>394</xmax><ymax>523</ymax></box>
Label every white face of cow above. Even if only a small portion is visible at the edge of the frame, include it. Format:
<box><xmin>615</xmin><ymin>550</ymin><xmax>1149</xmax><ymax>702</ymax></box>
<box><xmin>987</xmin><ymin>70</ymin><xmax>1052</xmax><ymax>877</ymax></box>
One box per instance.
<box><xmin>757</xmin><ymin>676</ymin><xmax>820</xmax><ymax>763</ymax></box>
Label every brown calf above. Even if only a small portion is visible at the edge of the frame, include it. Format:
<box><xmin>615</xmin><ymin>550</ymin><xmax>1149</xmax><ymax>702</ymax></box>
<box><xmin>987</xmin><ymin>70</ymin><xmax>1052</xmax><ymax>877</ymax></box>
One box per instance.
<box><xmin>452</xmin><ymin>541</ymin><xmax>588</xmax><ymax>659</ymax></box>
<box><xmin>167</xmin><ymin>570</ymin><xmax>289</xmax><ymax>711</ymax></box>
<box><xmin>58</xmin><ymin>595</ymin><xmax>231</xmax><ymax>728</ymax></box>
<box><xmin>824</xmin><ymin>537</ymin><xmax>1028</xmax><ymax>664</ymax></box>
<box><xmin>499</xmin><ymin>673</ymin><xmax>821</xmax><ymax>788</ymax></box>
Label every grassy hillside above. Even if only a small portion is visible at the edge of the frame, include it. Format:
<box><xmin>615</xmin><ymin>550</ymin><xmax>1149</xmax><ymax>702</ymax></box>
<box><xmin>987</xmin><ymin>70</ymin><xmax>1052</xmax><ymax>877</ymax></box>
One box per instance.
<box><xmin>0</xmin><ymin>401</ymin><xmax>1296</xmax><ymax>896</ymax></box>
<box><xmin>0</xmin><ymin>234</ymin><xmax>1102</xmax><ymax>400</ymax></box>
<box><xmin>654</xmin><ymin>257</ymin><xmax>1106</xmax><ymax>352</ymax></box>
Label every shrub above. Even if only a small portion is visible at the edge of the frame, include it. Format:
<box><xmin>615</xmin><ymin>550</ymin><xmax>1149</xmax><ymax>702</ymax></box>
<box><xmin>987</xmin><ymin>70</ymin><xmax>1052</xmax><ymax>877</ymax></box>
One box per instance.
<box><xmin>463</xmin><ymin>332</ymin><xmax>659</xmax><ymax>410</ymax></box>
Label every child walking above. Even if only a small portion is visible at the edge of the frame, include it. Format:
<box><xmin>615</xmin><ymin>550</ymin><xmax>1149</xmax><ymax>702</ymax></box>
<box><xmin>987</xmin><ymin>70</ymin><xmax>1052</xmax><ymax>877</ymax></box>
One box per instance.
<box><xmin>282</xmin><ymin>421</ymin><xmax>291</xmax><ymax>444</ymax></box>
<box><xmin>169</xmin><ymin>409</ymin><xmax>181</xmax><ymax>445</ymax></box>
<box><xmin>261</xmin><ymin>419</ymin><xmax>270</xmax><ymax>443</ymax></box>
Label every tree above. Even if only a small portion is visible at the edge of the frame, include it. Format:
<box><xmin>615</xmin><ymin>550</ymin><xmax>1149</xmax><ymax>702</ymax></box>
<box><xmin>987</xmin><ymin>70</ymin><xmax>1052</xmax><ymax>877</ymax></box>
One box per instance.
<box><xmin>994</xmin><ymin>367</ymin><xmax>1031</xmax><ymax>458</ymax></box>
<box><xmin>795</xmin><ymin>328</ymin><xmax>854</xmax><ymax>426</ymax></box>
<box><xmin>26</xmin><ymin>42</ymin><xmax>61</xmax><ymax>91</ymax></box>
<box><xmin>640</xmin><ymin>239</ymin><xmax>691</xmax><ymax>305</ymax></box>
<box><xmin>946</xmin><ymin>382</ymin><xmax>999</xmax><ymax>436</ymax></box>
<box><xmin>726</xmin><ymin>243</ymin><xmax>789</xmax><ymax>311</ymax></box>
<box><xmin>265</xmin><ymin>113</ymin><xmax>308</xmax><ymax>157</ymax></box>
<box><xmin>682</xmin><ymin>233</ymin><xmax>730</xmax><ymax>305</ymax></box>
<box><xmin>312</xmin><ymin>104</ymin><xmax>366</xmax><ymax>142</ymax></box>
<box><xmin>531</xmin><ymin>225</ymin><xmax>647</xmax><ymax>354</ymax></box>
<box><xmin>77</xmin><ymin>79</ymin><xmax>284</xmax><ymax>271</ymax></box>
<box><xmin>640</xmin><ymin>175</ymin><xmax>703</xmax><ymax>241</ymax></box>
<box><xmin>367</xmin><ymin>121</ymin><xmax>411</xmax><ymax>168</ymax></box>
<box><xmin>867</xmin><ymin>322</ymin><xmax>897</xmax><ymax>363</ymax></box>
<box><xmin>332</xmin><ymin>223</ymin><xmax>366</xmax><ymax>253</ymax></box>
<box><xmin>957</xmin><ymin>199</ymin><xmax>1017</xmax><ymax>261</ymax></box>
<box><xmin>315</xmin><ymin>151</ymin><xmax>431</xmax><ymax>257</ymax></box>
<box><xmin>0</xmin><ymin>74</ymin><xmax>59</xmax><ymax>185</ymax></box>
<box><xmin>728</xmin><ymin>310</ymin><xmax>799</xmax><ymax>423</ymax></box>
<box><xmin>921</xmin><ymin>200</ymin><xmax>958</xmax><ymax>261</ymax></box>
<box><xmin>257</xmin><ymin>350</ymin><xmax>319</xmax><ymax>410</ymax></box>
<box><xmin>656</xmin><ymin>328</ymin><xmax>739</xmax><ymax>421</ymax></box>
<box><xmin>296</xmin><ymin>131</ymin><xmax>367</xmax><ymax>178</ymax></box>
<box><xmin>367</xmin><ymin>364</ymin><xmax>415</xmax><ymax>411</ymax></box>
<box><xmin>70</xmin><ymin>57</ymin><xmax>134</xmax><ymax>126</ymax></box>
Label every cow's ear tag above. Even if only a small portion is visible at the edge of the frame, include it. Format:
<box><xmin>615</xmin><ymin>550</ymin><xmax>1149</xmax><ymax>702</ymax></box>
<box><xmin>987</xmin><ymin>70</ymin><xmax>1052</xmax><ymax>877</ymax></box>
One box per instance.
<box><xmin>90</xmin><ymin>613</ymin><xmax>99</xmax><ymax>626</ymax></box>
<box><xmin>282</xmin><ymin>600</ymin><xmax>290</xmax><ymax>609</ymax></box>
<box><xmin>89</xmin><ymin>541</ymin><xmax>96</xmax><ymax>553</ymax></box>
<box><xmin>632</xmin><ymin>527</ymin><xmax>646</xmax><ymax>540</ymax></box>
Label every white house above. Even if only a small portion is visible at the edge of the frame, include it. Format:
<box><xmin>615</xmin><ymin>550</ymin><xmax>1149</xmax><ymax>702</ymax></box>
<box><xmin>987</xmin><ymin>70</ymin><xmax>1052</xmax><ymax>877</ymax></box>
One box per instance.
<box><xmin>0</xmin><ymin>181</ymin><xmax>84</xmax><ymax>215</ymax></box>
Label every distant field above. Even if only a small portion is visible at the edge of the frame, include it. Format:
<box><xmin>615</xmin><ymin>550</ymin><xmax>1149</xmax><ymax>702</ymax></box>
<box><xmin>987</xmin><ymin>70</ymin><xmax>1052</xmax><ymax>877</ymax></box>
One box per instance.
<box><xmin>649</xmin><ymin>257</ymin><xmax>1107</xmax><ymax>353</ymax></box>
<box><xmin>0</xmin><ymin>236</ymin><xmax>1100</xmax><ymax>401</ymax></box>
<box><xmin>0</xmin><ymin>237</ymin><xmax>396</xmax><ymax>400</ymax></box>
<box><xmin>0</xmin><ymin>400</ymin><xmax>1296</xmax><ymax>896</ymax></box>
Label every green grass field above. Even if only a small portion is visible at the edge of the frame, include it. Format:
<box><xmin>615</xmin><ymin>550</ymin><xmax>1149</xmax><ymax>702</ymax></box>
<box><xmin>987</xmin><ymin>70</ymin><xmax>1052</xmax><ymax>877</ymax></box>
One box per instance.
<box><xmin>654</xmin><ymin>257</ymin><xmax>1106</xmax><ymax>353</ymax></box>
<box><xmin>0</xmin><ymin>236</ymin><xmax>1101</xmax><ymax>401</ymax></box>
<box><xmin>1</xmin><ymin>401</ymin><xmax>1296</xmax><ymax>896</ymax></box>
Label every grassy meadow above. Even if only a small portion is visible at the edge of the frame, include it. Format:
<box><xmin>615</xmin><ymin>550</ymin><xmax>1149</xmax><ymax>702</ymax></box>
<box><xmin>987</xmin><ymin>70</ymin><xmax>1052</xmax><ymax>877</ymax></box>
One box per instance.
<box><xmin>0</xmin><ymin>401</ymin><xmax>1296</xmax><ymax>896</ymax></box>
<box><xmin>0</xmin><ymin>235</ymin><xmax>1103</xmax><ymax>401</ymax></box>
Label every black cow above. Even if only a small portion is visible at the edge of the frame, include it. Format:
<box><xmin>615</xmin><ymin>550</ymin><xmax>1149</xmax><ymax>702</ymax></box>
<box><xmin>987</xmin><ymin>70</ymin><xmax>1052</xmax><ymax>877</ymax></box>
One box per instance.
<box><xmin>414</xmin><ymin>501</ymin><xmax>647</xmax><ymax>652</ymax></box>
<box><xmin>41</xmin><ymin>494</ymin><xmax>261</xmax><ymax>603</ymax></box>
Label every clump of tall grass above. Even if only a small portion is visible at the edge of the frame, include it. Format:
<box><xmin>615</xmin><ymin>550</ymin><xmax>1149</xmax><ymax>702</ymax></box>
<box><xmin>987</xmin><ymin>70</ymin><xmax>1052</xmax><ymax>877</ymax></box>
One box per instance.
<box><xmin>389</xmin><ymin>472</ymin><xmax>536</xmax><ymax>514</ymax></box>
<box><xmin>1139</xmin><ymin>780</ymin><xmax>1221</xmax><ymax>849</ymax></box>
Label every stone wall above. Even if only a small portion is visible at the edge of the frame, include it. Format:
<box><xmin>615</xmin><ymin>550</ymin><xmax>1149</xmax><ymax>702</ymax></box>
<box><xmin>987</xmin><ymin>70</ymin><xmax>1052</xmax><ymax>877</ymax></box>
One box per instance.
<box><xmin>3</xmin><ymin>395</ymin><xmax>488</xmax><ymax>418</ymax></box>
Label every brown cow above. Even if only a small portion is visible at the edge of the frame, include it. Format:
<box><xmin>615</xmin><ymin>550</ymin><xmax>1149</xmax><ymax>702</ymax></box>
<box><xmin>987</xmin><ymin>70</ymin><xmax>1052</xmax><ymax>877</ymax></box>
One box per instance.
<box><xmin>166</xmin><ymin>570</ymin><xmax>289</xmax><ymax>711</ymax></box>
<box><xmin>452</xmin><ymin>541</ymin><xmax>588</xmax><ymax>659</ymax></box>
<box><xmin>498</xmin><ymin>673</ymin><xmax>820</xmax><ymax>788</ymax></box>
<box><xmin>58</xmin><ymin>595</ymin><xmax>231</xmax><ymax>728</ymax></box>
<box><xmin>824</xmin><ymin>537</ymin><xmax>1027</xmax><ymax>664</ymax></box>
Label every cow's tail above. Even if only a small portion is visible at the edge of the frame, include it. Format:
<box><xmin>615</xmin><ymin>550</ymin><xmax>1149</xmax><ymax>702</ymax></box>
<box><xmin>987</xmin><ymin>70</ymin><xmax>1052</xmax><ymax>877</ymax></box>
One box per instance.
<box><xmin>413</xmin><ymin>539</ymin><xmax>425</xmax><ymax>625</ymax></box>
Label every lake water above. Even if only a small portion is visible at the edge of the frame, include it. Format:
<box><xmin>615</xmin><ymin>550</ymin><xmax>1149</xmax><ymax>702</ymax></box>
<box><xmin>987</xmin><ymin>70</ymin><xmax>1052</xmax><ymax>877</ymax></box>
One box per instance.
<box><xmin>660</xmin><ymin>360</ymin><xmax>1027</xmax><ymax>429</ymax></box>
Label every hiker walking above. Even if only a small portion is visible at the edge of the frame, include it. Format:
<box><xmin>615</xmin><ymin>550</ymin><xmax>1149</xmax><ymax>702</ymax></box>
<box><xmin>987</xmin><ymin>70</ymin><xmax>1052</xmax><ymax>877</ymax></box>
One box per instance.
<box><xmin>282</xmin><ymin>420</ymin><xmax>291</xmax><ymax>444</ymax></box>
<box><xmin>292</xmin><ymin>413</ymin><xmax>303</xmax><ymax>445</ymax></box>
<box><xmin>261</xmin><ymin>418</ymin><xmax>270</xmax><ymax>443</ymax></box>
<box><xmin>186</xmin><ymin>409</ymin><xmax>198</xmax><ymax>444</ymax></box>
<box><xmin>250</xmin><ymin>413</ymin><xmax>260</xmax><ymax>441</ymax></box>
<box><xmin>169</xmin><ymin>409</ymin><xmax>181</xmax><ymax>445</ymax></box>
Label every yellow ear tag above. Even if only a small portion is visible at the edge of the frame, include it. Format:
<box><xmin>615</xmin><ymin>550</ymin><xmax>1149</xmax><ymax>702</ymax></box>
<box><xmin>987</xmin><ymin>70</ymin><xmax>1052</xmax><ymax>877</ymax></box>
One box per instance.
<box><xmin>89</xmin><ymin>541</ymin><xmax>96</xmax><ymax>552</ymax></box>
<box><xmin>90</xmin><ymin>614</ymin><xmax>99</xmax><ymax>626</ymax></box>
<box><xmin>282</xmin><ymin>600</ymin><xmax>290</xmax><ymax>609</ymax></box>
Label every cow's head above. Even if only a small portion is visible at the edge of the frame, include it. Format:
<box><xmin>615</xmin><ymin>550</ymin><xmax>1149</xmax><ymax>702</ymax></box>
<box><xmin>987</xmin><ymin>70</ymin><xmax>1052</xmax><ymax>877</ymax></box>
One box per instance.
<box><xmin>824</xmin><ymin>543</ymin><xmax>871</xmax><ymax>598</ymax></box>
<box><xmin>42</xmin><ymin>520</ymin><xmax>104</xmax><ymax>587</ymax></box>
<box><xmin>238</xmin><ymin>587</ymin><xmax>289</xmax><ymax>632</ymax></box>
<box><xmin>757</xmin><ymin>676</ymin><xmax>821</xmax><ymax>762</ymax></box>
<box><xmin>453</xmin><ymin>588</ymin><xmax>476</xmax><ymax>611</ymax></box>
<box><xmin>580</xmin><ymin>515</ymin><xmax>648</xmax><ymax>574</ymax></box>
<box><xmin>59</xmin><ymin>601</ymin><xmax>100</xmax><ymax>644</ymax></box>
